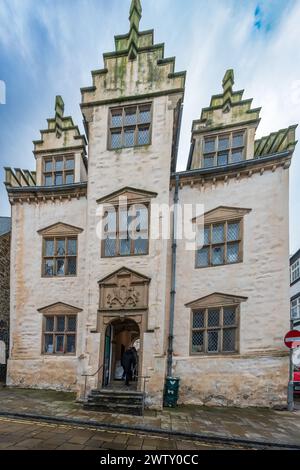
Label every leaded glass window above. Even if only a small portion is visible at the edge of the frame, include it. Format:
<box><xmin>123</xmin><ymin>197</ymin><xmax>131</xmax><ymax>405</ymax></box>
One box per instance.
<box><xmin>109</xmin><ymin>104</ymin><xmax>152</xmax><ymax>149</ymax></box>
<box><xmin>196</xmin><ymin>220</ymin><xmax>242</xmax><ymax>268</ymax></box>
<box><xmin>43</xmin><ymin>237</ymin><xmax>77</xmax><ymax>277</ymax></box>
<box><xmin>103</xmin><ymin>204</ymin><xmax>149</xmax><ymax>257</ymax></box>
<box><xmin>43</xmin><ymin>315</ymin><xmax>77</xmax><ymax>355</ymax></box>
<box><xmin>203</xmin><ymin>131</ymin><xmax>245</xmax><ymax>168</ymax></box>
<box><xmin>43</xmin><ymin>156</ymin><xmax>75</xmax><ymax>186</ymax></box>
<box><xmin>191</xmin><ymin>306</ymin><xmax>239</xmax><ymax>354</ymax></box>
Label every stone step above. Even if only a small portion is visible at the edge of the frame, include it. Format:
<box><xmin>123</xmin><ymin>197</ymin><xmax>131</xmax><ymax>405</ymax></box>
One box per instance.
<box><xmin>87</xmin><ymin>396</ymin><xmax>143</xmax><ymax>406</ymax></box>
<box><xmin>83</xmin><ymin>402</ymin><xmax>143</xmax><ymax>416</ymax></box>
<box><xmin>85</xmin><ymin>388</ymin><xmax>144</xmax><ymax>416</ymax></box>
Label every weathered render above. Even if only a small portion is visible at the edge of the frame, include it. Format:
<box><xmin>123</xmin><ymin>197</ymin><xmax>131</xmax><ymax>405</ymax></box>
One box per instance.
<box><xmin>0</xmin><ymin>217</ymin><xmax>11</xmax><ymax>381</ymax></box>
<box><xmin>3</xmin><ymin>0</ymin><xmax>297</xmax><ymax>409</ymax></box>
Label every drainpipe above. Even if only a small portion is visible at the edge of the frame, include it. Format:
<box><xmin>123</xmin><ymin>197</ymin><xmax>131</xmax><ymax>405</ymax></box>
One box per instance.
<box><xmin>167</xmin><ymin>173</ymin><xmax>180</xmax><ymax>377</ymax></box>
<box><xmin>166</xmin><ymin>100</ymin><xmax>183</xmax><ymax>379</ymax></box>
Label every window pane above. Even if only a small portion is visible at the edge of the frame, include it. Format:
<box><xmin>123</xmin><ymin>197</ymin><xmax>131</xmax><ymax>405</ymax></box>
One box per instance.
<box><xmin>45</xmin><ymin>334</ymin><xmax>54</xmax><ymax>354</ymax></box>
<box><xmin>218</xmin><ymin>136</ymin><xmax>229</xmax><ymax>151</ymax></box>
<box><xmin>45</xmin><ymin>239</ymin><xmax>54</xmax><ymax>257</ymax></box>
<box><xmin>65</xmin><ymin>173</ymin><xmax>74</xmax><ymax>185</ymax></box>
<box><xmin>207</xmin><ymin>330</ymin><xmax>219</xmax><ymax>352</ymax></box>
<box><xmin>138</xmin><ymin>126</ymin><xmax>150</xmax><ymax>145</ymax></box>
<box><xmin>197</xmin><ymin>247</ymin><xmax>209</xmax><ymax>267</ymax></box>
<box><xmin>57</xmin><ymin>316</ymin><xmax>65</xmax><ymax>332</ymax></box>
<box><xmin>208</xmin><ymin>309</ymin><xmax>220</xmax><ymax>327</ymax></box>
<box><xmin>67</xmin><ymin>316</ymin><xmax>77</xmax><ymax>332</ymax></box>
<box><xmin>192</xmin><ymin>331</ymin><xmax>204</xmax><ymax>353</ymax></box>
<box><xmin>66</xmin><ymin>335</ymin><xmax>76</xmax><ymax>354</ymax></box>
<box><xmin>56</xmin><ymin>239</ymin><xmax>66</xmax><ymax>256</ymax></box>
<box><xmin>45</xmin><ymin>160</ymin><xmax>52</xmax><ymax>172</ymax></box>
<box><xmin>45</xmin><ymin>316</ymin><xmax>54</xmax><ymax>332</ymax></box>
<box><xmin>105</xmin><ymin>237</ymin><xmax>116</xmax><ymax>257</ymax></box>
<box><xmin>227</xmin><ymin>243</ymin><xmax>239</xmax><ymax>264</ymax></box>
<box><xmin>67</xmin><ymin>239</ymin><xmax>77</xmax><ymax>256</ymax></box>
<box><xmin>65</xmin><ymin>158</ymin><xmax>75</xmax><ymax>170</ymax></box>
<box><xmin>212</xmin><ymin>245</ymin><xmax>224</xmax><ymax>265</ymax></box>
<box><xmin>44</xmin><ymin>175</ymin><xmax>53</xmax><ymax>186</ymax></box>
<box><xmin>55</xmin><ymin>159</ymin><xmax>63</xmax><ymax>171</ymax></box>
<box><xmin>204</xmin><ymin>227</ymin><xmax>210</xmax><ymax>245</ymax></box>
<box><xmin>233</xmin><ymin>133</ymin><xmax>244</xmax><ymax>148</ymax></box>
<box><xmin>56</xmin><ymin>258</ymin><xmax>65</xmax><ymax>276</ymax></box>
<box><xmin>217</xmin><ymin>152</ymin><xmax>228</xmax><ymax>166</ymax></box>
<box><xmin>111</xmin><ymin>130</ymin><xmax>122</xmax><ymax>149</ymax></box>
<box><xmin>134</xmin><ymin>237</ymin><xmax>148</xmax><ymax>255</ymax></box>
<box><xmin>124</xmin><ymin>128</ymin><xmax>135</xmax><ymax>147</ymax></box>
<box><xmin>227</xmin><ymin>222</ymin><xmax>240</xmax><ymax>241</ymax></box>
<box><xmin>203</xmin><ymin>155</ymin><xmax>214</xmax><ymax>168</ymax></box>
<box><xmin>104</xmin><ymin>210</ymin><xmax>117</xmax><ymax>234</ymax></box>
<box><xmin>120</xmin><ymin>238</ymin><xmax>131</xmax><ymax>256</ymax></box>
<box><xmin>124</xmin><ymin>108</ymin><xmax>137</xmax><ymax>126</ymax></box>
<box><xmin>231</xmin><ymin>150</ymin><xmax>243</xmax><ymax>163</ymax></box>
<box><xmin>223</xmin><ymin>307</ymin><xmax>236</xmax><ymax>326</ymax></box>
<box><xmin>139</xmin><ymin>105</ymin><xmax>151</xmax><ymax>124</ymax></box>
<box><xmin>55</xmin><ymin>335</ymin><xmax>64</xmax><ymax>353</ymax></box>
<box><xmin>212</xmin><ymin>224</ymin><xmax>225</xmax><ymax>243</ymax></box>
<box><xmin>55</xmin><ymin>173</ymin><xmax>63</xmax><ymax>185</ymax></box>
<box><xmin>44</xmin><ymin>259</ymin><xmax>54</xmax><ymax>277</ymax></box>
<box><xmin>111</xmin><ymin>110</ymin><xmax>123</xmax><ymax>127</ymax></box>
<box><xmin>223</xmin><ymin>329</ymin><xmax>236</xmax><ymax>352</ymax></box>
<box><xmin>67</xmin><ymin>257</ymin><xmax>77</xmax><ymax>275</ymax></box>
<box><xmin>193</xmin><ymin>311</ymin><xmax>205</xmax><ymax>329</ymax></box>
<box><xmin>204</xmin><ymin>139</ymin><xmax>215</xmax><ymax>153</ymax></box>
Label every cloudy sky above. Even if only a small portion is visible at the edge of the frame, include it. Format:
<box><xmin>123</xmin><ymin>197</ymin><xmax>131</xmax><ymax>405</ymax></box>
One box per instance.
<box><xmin>0</xmin><ymin>0</ymin><xmax>299</xmax><ymax>253</ymax></box>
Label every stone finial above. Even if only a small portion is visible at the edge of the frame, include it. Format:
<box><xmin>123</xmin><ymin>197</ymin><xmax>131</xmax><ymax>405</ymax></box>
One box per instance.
<box><xmin>129</xmin><ymin>0</ymin><xmax>142</xmax><ymax>31</ymax></box>
<box><xmin>222</xmin><ymin>69</ymin><xmax>234</xmax><ymax>93</ymax></box>
<box><xmin>54</xmin><ymin>95</ymin><xmax>64</xmax><ymax>137</ymax></box>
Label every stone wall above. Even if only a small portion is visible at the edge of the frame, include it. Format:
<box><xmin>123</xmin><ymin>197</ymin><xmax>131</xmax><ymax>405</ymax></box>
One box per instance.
<box><xmin>7</xmin><ymin>199</ymin><xmax>87</xmax><ymax>392</ymax></box>
<box><xmin>0</xmin><ymin>232</ymin><xmax>10</xmax><ymax>326</ymax></box>
<box><xmin>172</xmin><ymin>166</ymin><xmax>290</xmax><ymax>408</ymax></box>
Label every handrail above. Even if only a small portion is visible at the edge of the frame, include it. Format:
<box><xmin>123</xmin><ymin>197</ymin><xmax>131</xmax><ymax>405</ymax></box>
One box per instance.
<box><xmin>82</xmin><ymin>363</ymin><xmax>104</xmax><ymax>378</ymax></box>
<box><xmin>81</xmin><ymin>364</ymin><xmax>104</xmax><ymax>401</ymax></box>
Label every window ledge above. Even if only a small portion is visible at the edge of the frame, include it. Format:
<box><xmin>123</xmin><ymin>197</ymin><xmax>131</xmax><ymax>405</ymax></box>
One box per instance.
<box><xmin>195</xmin><ymin>260</ymin><xmax>243</xmax><ymax>270</ymax></box>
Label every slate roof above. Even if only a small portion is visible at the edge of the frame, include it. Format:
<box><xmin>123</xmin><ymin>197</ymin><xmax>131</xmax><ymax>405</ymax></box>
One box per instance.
<box><xmin>0</xmin><ymin>217</ymin><xmax>11</xmax><ymax>236</ymax></box>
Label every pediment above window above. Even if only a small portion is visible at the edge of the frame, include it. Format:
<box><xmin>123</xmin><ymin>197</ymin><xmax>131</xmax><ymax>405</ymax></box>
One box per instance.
<box><xmin>96</xmin><ymin>187</ymin><xmax>158</xmax><ymax>206</ymax></box>
<box><xmin>193</xmin><ymin>206</ymin><xmax>251</xmax><ymax>224</ymax></box>
<box><xmin>37</xmin><ymin>302</ymin><xmax>83</xmax><ymax>315</ymax></box>
<box><xmin>186</xmin><ymin>293</ymin><xmax>248</xmax><ymax>309</ymax></box>
<box><xmin>38</xmin><ymin>222</ymin><xmax>83</xmax><ymax>237</ymax></box>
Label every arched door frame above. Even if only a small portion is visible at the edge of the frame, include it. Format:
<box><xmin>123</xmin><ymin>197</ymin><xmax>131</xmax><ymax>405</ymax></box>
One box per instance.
<box><xmin>98</xmin><ymin>312</ymin><xmax>146</xmax><ymax>391</ymax></box>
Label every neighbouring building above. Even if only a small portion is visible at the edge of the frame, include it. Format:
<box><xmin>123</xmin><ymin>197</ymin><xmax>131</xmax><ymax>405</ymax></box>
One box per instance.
<box><xmin>0</xmin><ymin>217</ymin><xmax>11</xmax><ymax>382</ymax></box>
<box><xmin>3</xmin><ymin>0</ymin><xmax>298</xmax><ymax>409</ymax></box>
<box><xmin>291</xmin><ymin>249</ymin><xmax>300</xmax><ymax>328</ymax></box>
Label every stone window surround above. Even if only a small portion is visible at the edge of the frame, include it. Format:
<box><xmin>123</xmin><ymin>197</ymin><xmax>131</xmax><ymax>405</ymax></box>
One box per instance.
<box><xmin>43</xmin><ymin>154</ymin><xmax>75</xmax><ymax>187</ymax></box>
<box><xmin>97</xmin><ymin>187</ymin><xmax>157</xmax><ymax>259</ymax></box>
<box><xmin>193</xmin><ymin>207</ymin><xmax>252</xmax><ymax>269</ymax></box>
<box><xmin>202</xmin><ymin>128</ymin><xmax>247</xmax><ymax>169</ymax></box>
<box><xmin>185</xmin><ymin>293</ymin><xmax>248</xmax><ymax>357</ymax></box>
<box><xmin>38</xmin><ymin>223</ymin><xmax>83</xmax><ymax>278</ymax></box>
<box><xmin>107</xmin><ymin>102</ymin><xmax>153</xmax><ymax>150</ymax></box>
<box><xmin>37</xmin><ymin>302</ymin><xmax>82</xmax><ymax>357</ymax></box>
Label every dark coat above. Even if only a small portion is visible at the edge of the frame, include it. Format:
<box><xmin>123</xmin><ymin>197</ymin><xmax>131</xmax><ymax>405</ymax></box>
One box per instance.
<box><xmin>122</xmin><ymin>349</ymin><xmax>136</xmax><ymax>371</ymax></box>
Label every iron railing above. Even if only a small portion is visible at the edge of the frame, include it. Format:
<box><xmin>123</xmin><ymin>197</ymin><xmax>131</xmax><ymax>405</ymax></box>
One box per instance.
<box><xmin>81</xmin><ymin>364</ymin><xmax>104</xmax><ymax>401</ymax></box>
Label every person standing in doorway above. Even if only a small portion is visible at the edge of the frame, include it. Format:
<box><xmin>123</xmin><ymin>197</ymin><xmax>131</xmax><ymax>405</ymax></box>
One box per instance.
<box><xmin>122</xmin><ymin>347</ymin><xmax>136</xmax><ymax>386</ymax></box>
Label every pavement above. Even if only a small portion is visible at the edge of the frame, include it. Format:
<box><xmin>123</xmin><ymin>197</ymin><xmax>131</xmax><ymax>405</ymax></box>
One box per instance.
<box><xmin>0</xmin><ymin>386</ymin><xmax>300</xmax><ymax>449</ymax></box>
<box><xmin>0</xmin><ymin>416</ymin><xmax>241</xmax><ymax>450</ymax></box>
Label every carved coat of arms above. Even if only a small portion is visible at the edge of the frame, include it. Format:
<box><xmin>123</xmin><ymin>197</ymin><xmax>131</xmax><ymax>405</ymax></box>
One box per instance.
<box><xmin>107</xmin><ymin>280</ymin><xmax>140</xmax><ymax>308</ymax></box>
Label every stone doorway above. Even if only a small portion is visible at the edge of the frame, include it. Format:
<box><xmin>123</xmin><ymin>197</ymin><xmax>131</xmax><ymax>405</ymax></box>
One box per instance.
<box><xmin>102</xmin><ymin>318</ymin><xmax>141</xmax><ymax>390</ymax></box>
